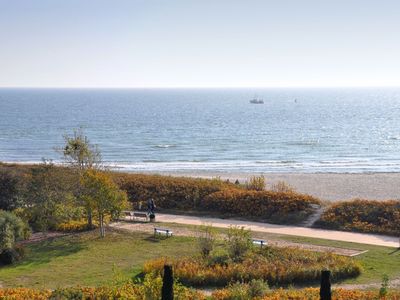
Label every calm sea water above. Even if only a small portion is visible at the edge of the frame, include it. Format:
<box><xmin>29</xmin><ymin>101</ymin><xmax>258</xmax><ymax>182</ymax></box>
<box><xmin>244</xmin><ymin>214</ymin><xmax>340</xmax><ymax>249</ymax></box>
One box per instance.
<box><xmin>1</xmin><ymin>88</ymin><xmax>400</xmax><ymax>173</ymax></box>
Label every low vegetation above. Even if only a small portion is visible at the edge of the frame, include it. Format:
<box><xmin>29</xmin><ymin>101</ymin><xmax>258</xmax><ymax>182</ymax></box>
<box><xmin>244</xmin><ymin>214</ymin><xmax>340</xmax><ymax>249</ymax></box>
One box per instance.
<box><xmin>115</xmin><ymin>172</ymin><xmax>320</xmax><ymax>224</ymax></box>
<box><xmin>212</xmin><ymin>287</ymin><xmax>400</xmax><ymax>300</ymax></box>
<box><xmin>202</xmin><ymin>188</ymin><xmax>320</xmax><ymax>224</ymax></box>
<box><xmin>315</xmin><ymin>199</ymin><xmax>400</xmax><ymax>236</ymax></box>
<box><xmin>144</xmin><ymin>226</ymin><xmax>361</xmax><ymax>287</ymax></box>
<box><xmin>0</xmin><ymin>273</ymin><xmax>203</xmax><ymax>300</ymax></box>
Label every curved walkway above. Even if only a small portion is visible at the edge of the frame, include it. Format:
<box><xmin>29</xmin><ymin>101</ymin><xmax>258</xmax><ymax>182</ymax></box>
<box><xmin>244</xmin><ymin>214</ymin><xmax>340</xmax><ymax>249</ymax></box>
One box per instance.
<box><xmin>155</xmin><ymin>213</ymin><xmax>399</xmax><ymax>248</ymax></box>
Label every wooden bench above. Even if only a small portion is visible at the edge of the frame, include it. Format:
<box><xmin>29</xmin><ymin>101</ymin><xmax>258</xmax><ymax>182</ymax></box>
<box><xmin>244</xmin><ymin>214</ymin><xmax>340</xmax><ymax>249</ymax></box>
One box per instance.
<box><xmin>121</xmin><ymin>211</ymin><xmax>149</xmax><ymax>222</ymax></box>
<box><xmin>252</xmin><ymin>239</ymin><xmax>267</xmax><ymax>248</ymax></box>
<box><xmin>122</xmin><ymin>211</ymin><xmax>134</xmax><ymax>221</ymax></box>
<box><xmin>154</xmin><ymin>227</ymin><xmax>173</xmax><ymax>237</ymax></box>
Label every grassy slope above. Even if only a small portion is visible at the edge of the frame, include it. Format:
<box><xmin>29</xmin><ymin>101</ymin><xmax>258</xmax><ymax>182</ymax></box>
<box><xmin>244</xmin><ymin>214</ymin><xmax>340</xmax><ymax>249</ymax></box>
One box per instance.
<box><xmin>0</xmin><ymin>224</ymin><xmax>398</xmax><ymax>289</ymax></box>
<box><xmin>0</xmin><ymin>229</ymin><xmax>197</xmax><ymax>289</ymax></box>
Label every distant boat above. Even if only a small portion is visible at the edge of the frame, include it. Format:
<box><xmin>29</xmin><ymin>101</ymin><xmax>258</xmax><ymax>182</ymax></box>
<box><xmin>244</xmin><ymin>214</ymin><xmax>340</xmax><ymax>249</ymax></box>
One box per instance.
<box><xmin>249</xmin><ymin>97</ymin><xmax>264</xmax><ymax>104</ymax></box>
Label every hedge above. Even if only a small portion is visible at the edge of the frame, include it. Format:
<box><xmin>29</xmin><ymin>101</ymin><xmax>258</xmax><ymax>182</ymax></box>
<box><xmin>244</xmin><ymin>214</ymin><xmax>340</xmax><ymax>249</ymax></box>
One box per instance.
<box><xmin>314</xmin><ymin>199</ymin><xmax>400</xmax><ymax>236</ymax></box>
<box><xmin>114</xmin><ymin>173</ymin><xmax>321</xmax><ymax>224</ymax></box>
<box><xmin>202</xmin><ymin>188</ymin><xmax>320</xmax><ymax>224</ymax></box>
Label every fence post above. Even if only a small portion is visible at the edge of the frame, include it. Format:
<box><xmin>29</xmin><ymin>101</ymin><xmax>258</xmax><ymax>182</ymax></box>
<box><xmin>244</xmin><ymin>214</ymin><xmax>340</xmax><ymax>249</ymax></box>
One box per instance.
<box><xmin>162</xmin><ymin>264</ymin><xmax>173</xmax><ymax>300</ymax></box>
<box><xmin>320</xmin><ymin>270</ymin><xmax>331</xmax><ymax>300</ymax></box>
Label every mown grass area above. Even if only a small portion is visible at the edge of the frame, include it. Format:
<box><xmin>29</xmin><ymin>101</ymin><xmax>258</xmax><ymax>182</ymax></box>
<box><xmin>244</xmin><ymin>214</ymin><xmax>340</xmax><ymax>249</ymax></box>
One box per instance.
<box><xmin>152</xmin><ymin>222</ymin><xmax>400</xmax><ymax>285</ymax></box>
<box><xmin>0</xmin><ymin>229</ymin><xmax>197</xmax><ymax>289</ymax></box>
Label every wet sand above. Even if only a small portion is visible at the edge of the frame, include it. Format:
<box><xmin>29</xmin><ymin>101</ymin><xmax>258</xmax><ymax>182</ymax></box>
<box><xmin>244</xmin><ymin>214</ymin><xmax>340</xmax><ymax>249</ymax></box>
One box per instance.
<box><xmin>146</xmin><ymin>171</ymin><xmax>400</xmax><ymax>201</ymax></box>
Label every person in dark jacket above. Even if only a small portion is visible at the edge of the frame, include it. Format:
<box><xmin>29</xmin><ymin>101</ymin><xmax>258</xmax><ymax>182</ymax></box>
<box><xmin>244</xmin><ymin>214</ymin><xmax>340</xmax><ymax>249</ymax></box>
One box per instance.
<box><xmin>147</xmin><ymin>198</ymin><xmax>156</xmax><ymax>215</ymax></box>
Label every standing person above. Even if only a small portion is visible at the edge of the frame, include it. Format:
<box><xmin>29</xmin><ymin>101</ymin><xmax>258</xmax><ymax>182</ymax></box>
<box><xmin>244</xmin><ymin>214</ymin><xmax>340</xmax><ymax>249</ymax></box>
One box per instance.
<box><xmin>147</xmin><ymin>198</ymin><xmax>156</xmax><ymax>215</ymax></box>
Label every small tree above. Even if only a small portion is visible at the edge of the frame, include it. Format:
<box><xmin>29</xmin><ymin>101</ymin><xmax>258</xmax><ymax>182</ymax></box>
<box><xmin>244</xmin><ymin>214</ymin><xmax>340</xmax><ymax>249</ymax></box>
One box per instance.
<box><xmin>0</xmin><ymin>170</ymin><xmax>24</xmax><ymax>211</ymax></box>
<box><xmin>60</xmin><ymin>128</ymin><xmax>102</xmax><ymax>228</ymax></box>
<box><xmin>62</xmin><ymin>128</ymin><xmax>102</xmax><ymax>171</ymax></box>
<box><xmin>226</xmin><ymin>226</ymin><xmax>253</xmax><ymax>261</ymax></box>
<box><xmin>26</xmin><ymin>161</ymin><xmax>72</xmax><ymax>232</ymax></box>
<box><xmin>197</xmin><ymin>224</ymin><xmax>216</xmax><ymax>257</ymax></box>
<box><xmin>81</xmin><ymin>170</ymin><xmax>128</xmax><ymax>237</ymax></box>
<box><xmin>379</xmin><ymin>274</ymin><xmax>389</xmax><ymax>298</ymax></box>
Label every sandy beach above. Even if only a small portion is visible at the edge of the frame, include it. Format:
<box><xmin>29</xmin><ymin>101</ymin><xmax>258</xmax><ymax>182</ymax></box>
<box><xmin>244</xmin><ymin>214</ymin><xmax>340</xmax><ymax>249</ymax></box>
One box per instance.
<box><xmin>145</xmin><ymin>171</ymin><xmax>400</xmax><ymax>201</ymax></box>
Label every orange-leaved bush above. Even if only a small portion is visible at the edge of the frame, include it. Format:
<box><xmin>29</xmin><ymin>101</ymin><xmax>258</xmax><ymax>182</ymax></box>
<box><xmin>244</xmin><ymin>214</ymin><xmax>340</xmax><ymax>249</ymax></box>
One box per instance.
<box><xmin>315</xmin><ymin>199</ymin><xmax>400</xmax><ymax>235</ymax></box>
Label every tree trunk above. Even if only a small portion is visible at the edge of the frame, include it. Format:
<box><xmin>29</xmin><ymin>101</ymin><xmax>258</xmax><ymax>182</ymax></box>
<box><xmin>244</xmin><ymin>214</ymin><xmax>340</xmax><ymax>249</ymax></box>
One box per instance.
<box><xmin>162</xmin><ymin>265</ymin><xmax>173</xmax><ymax>300</ymax></box>
<box><xmin>87</xmin><ymin>208</ymin><xmax>93</xmax><ymax>229</ymax></box>
<box><xmin>99</xmin><ymin>214</ymin><xmax>105</xmax><ymax>238</ymax></box>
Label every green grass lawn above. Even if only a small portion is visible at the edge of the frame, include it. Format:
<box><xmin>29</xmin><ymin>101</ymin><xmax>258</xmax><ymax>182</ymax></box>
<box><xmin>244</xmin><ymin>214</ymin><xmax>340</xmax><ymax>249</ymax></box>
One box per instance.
<box><xmin>0</xmin><ymin>229</ymin><xmax>197</xmax><ymax>289</ymax></box>
<box><xmin>0</xmin><ymin>223</ymin><xmax>398</xmax><ymax>289</ymax></box>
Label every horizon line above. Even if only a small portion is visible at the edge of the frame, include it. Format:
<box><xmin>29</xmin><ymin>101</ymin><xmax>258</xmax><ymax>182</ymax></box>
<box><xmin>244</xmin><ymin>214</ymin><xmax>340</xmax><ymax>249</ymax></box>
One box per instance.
<box><xmin>1</xmin><ymin>85</ymin><xmax>400</xmax><ymax>89</ymax></box>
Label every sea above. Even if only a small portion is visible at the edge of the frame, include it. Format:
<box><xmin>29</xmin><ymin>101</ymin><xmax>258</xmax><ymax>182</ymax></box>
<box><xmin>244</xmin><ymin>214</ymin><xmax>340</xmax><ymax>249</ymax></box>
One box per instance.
<box><xmin>1</xmin><ymin>87</ymin><xmax>400</xmax><ymax>174</ymax></box>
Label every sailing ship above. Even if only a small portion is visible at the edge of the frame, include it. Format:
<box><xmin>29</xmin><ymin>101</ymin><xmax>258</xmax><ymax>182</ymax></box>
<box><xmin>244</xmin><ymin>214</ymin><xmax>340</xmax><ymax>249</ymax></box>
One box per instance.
<box><xmin>249</xmin><ymin>97</ymin><xmax>264</xmax><ymax>104</ymax></box>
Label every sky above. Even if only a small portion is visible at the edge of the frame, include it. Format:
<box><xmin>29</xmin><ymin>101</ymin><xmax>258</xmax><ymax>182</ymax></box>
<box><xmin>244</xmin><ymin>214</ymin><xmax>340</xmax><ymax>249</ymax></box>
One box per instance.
<box><xmin>0</xmin><ymin>0</ymin><xmax>400</xmax><ymax>88</ymax></box>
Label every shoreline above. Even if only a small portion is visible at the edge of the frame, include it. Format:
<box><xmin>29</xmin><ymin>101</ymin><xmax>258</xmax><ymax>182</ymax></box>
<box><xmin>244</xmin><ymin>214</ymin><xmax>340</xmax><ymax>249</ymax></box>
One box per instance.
<box><xmin>139</xmin><ymin>170</ymin><xmax>400</xmax><ymax>201</ymax></box>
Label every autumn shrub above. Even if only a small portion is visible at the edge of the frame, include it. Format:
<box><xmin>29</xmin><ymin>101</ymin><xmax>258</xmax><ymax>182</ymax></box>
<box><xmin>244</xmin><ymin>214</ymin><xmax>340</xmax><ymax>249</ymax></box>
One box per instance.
<box><xmin>113</xmin><ymin>173</ymin><xmax>231</xmax><ymax>210</ymax></box>
<box><xmin>212</xmin><ymin>279</ymin><xmax>269</xmax><ymax>300</ymax></box>
<box><xmin>143</xmin><ymin>246</ymin><xmax>361</xmax><ymax>287</ymax></box>
<box><xmin>212</xmin><ymin>287</ymin><xmax>400</xmax><ymax>300</ymax></box>
<box><xmin>0</xmin><ymin>275</ymin><xmax>204</xmax><ymax>299</ymax></box>
<box><xmin>54</xmin><ymin>220</ymin><xmax>93</xmax><ymax>232</ymax></box>
<box><xmin>315</xmin><ymin>199</ymin><xmax>400</xmax><ymax>235</ymax></box>
<box><xmin>203</xmin><ymin>189</ymin><xmax>320</xmax><ymax>224</ymax></box>
<box><xmin>0</xmin><ymin>288</ymin><xmax>51</xmax><ymax>300</ymax></box>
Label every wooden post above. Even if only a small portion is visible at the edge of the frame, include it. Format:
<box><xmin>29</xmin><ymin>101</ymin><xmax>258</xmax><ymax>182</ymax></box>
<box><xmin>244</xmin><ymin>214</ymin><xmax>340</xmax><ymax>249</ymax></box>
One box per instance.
<box><xmin>320</xmin><ymin>270</ymin><xmax>331</xmax><ymax>300</ymax></box>
<box><xmin>162</xmin><ymin>264</ymin><xmax>173</xmax><ymax>300</ymax></box>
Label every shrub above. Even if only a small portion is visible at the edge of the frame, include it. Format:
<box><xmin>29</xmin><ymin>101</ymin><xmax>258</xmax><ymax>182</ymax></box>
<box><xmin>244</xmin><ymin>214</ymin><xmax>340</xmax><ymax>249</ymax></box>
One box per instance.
<box><xmin>0</xmin><ymin>169</ymin><xmax>24</xmax><ymax>211</ymax></box>
<box><xmin>198</xmin><ymin>224</ymin><xmax>217</xmax><ymax>257</ymax></box>
<box><xmin>379</xmin><ymin>274</ymin><xmax>389</xmax><ymax>298</ymax></box>
<box><xmin>0</xmin><ymin>248</ymin><xmax>21</xmax><ymax>265</ymax></box>
<box><xmin>315</xmin><ymin>199</ymin><xmax>400</xmax><ymax>235</ymax></box>
<box><xmin>226</xmin><ymin>226</ymin><xmax>253</xmax><ymax>261</ymax></box>
<box><xmin>113</xmin><ymin>173</ymin><xmax>231</xmax><ymax>210</ymax></box>
<box><xmin>203</xmin><ymin>189</ymin><xmax>320</xmax><ymax>224</ymax></box>
<box><xmin>248</xmin><ymin>279</ymin><xmax>269</xmax><ymax>298</ymax></box>
<box><xmin>270</xmin><ymin>181</ymin><xmax>295</xmax><ymax>193</ymax></box>
<box><xmin>213</xmin><ymin>279</ymin><xmax>269</xmax><ymax>300</ymax></box>
<box><xmin>143</xmin><ymin>246</ymin><xmax>361</xmax><ymax>287</ymax></box>
<box><xmin>245</xmin><ymin>176</ymin><xmax>266</xmax><ymax>191</ymax></box>
<box><xmin>0</xmin><ymin>288</ymin><xmax>51</xmax><ymax>299</ymax></box>
<box><xmin>0</xmin><ymin>210</ymin><xmax>30</xmax><ymax>251</ymax></box>
<box><xmin>212</xmin><ymin>287</ymin><xmax>400</xmax><ymax>300</ymax></box>
<box><xmin>55</xmin><ymin>220</ymin><xmax>92</xmax><ymax>232</ymax></box>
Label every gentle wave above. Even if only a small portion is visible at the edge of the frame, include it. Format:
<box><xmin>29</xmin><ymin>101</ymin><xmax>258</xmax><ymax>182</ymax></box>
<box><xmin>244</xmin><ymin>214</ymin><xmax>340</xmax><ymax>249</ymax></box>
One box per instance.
<box><xmin>4</xmin><ymin>159</ymin><xmax>400</xmax><ymax>173</ymax></box>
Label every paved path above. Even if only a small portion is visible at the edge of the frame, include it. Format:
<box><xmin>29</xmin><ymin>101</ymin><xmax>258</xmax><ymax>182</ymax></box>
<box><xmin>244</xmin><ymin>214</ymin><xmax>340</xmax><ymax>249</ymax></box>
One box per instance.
<box><xmin>155</xmin><ymin>213</ymin><xmax>399</xmax><ymax>248</ymax></box>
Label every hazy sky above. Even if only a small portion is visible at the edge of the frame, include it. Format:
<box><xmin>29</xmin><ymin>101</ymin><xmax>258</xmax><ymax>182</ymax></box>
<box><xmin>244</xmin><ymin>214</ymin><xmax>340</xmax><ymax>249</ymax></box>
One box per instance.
<box><xmin>1</xmin><ymin>0</ymin><xmax>400</xmax><ymax>88</ymax></box>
